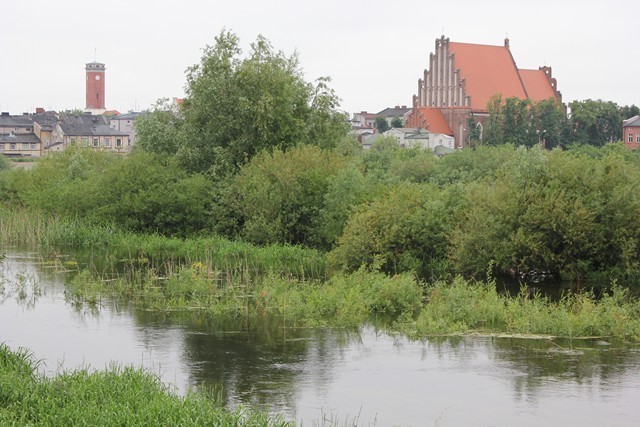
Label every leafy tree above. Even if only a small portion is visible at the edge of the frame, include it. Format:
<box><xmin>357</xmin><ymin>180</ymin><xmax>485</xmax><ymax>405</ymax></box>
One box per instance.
<box><xmin>484</xmin><ymin>94</ymin><xmax>504</xmax><ymax>145</ymax></box>
<box><xmin>166</xmin><ymin>30</ymin><xmax>348</xmax><ymax>177</ymax></box>
<box><xmin>531</xmin><ymin>98</ymin><xmax>568</xmax><ymax>149</ymax></box>
<box><xmin>374</xmin><ymin>117</ymin><xmax>390</xmax><ymax>133</ymax></box>
<box><xmin>390</xmin><ymin>116</ymin><xmax>404</xmax><ymax>128</ymax></box>
<box><xmin>620</xmin><ymin>104</ymin><xmax>640</xmax><ymax>120</ymax></box>
<box><xmin>135</xmin><ymin>99</ymin><xmax>183</xmax><ymax>157</ymax></box>
<box><xmin>568</xmin><ymin>99</ymin><xmax>622</xmax><ymax>146</ymax></box>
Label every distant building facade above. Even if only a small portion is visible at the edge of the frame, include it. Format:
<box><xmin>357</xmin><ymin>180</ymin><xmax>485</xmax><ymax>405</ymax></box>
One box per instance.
<box><xmin>406</xmin><ymin>36</ymin><xmax>562</xmax><ymax>148</ymax></box>
<box><xmin>109</xmin><ymin>112</ymin><xmax>142</xmax><ymax>145</ymax></box>
<box><xmin>623</xmin><ymin>115</ymin><xmax>640</xmax><ymax>149</ymax></box>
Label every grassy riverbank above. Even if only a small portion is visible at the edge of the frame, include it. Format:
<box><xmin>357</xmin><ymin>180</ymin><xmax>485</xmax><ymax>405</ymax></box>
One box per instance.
<box><xmin>0</xmin><ymin>344</ymin><xmax>289</xmax><ymax>426</ymax></box>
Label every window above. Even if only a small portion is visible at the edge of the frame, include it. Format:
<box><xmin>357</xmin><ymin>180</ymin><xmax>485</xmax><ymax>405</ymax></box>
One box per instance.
<box><xmin>10</xmin><ymin>144</ymin><xmax>16</xmax><ymax>150</ymax></box>
<box><xmin>629</xmin><ymin>133</ymin><xmax>634</xmax><ymax>143</ymax></box>
<box><xmin>82</xmin><ymin>137</ymin><xmax>89</xmax><ymax>147</ymax></box>
<box><xmin>30</xmin><ymin>144</ymin><xmax>36</xmax><ymax>150</ymax></box>
<box><xmin>104</xmin><ymin>137</ymin><xmax>111</xmax><ymax>147</ymax></box>
<box><xmin>116</xmin><ymin>138</ymin><xmax>122</xmax><ymax>147</ymax></box>
<box><xmin>70</xmin><ymin>137</ymin><xmax>76</xmax><ymax>144</ymax></box>
<box><xmin>0</xmin><ymin>144</ymin><xmax>4</xmax><ymax>151</ymax></box>
<box><xmin>22</xmin><ymin>143</ymin><xmax>29</xmax><ymax>150</ymax></box>
<box><xmin>637</xmin><ymin>134</ymin><xmax>640</xmax><ymax>143</ymax></box>
<box><xmin>93</xmin><ymin>138</ymin><xmax>99</xmax><ymax>147</ymax></box>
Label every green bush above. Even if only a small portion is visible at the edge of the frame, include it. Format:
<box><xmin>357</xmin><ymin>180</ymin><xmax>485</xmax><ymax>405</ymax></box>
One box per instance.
<box><xmin>218</xmin><ymin>145</ymin><xmax>350</xmax><ymax>247</ymax></box>
<box><xmin>329</xmin><ymin>182</ymin><xmax>458</xmax><ymax>278</ymax></box>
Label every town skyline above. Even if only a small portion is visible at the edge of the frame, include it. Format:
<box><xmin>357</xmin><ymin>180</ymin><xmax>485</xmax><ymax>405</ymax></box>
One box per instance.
<box><xmin>1</xmin><ymin>0</ymin><xmax>638</xmax><ymax>116</ymax></box>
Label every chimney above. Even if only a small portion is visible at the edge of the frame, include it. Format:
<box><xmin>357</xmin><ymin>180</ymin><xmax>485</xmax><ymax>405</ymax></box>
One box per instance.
<box><xmin>504</xmin><ymin>38</ymin><xmax>510</xmax><ymax>48</ymax></box>
<box><xmin>36</xmin><ymin>107</ymin><xmax>45</xmax><ymax>114</ymax></box>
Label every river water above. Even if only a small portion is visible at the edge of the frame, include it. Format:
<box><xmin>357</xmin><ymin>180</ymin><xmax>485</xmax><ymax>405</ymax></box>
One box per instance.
<box><xmin>1</xmin><ymin>248</ymin><xmax>639</xmax><ymax>426</ymax></box>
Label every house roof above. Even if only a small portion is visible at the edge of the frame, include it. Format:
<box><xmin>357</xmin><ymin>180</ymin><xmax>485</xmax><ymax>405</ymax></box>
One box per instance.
<box><xmin>0</xmin><ymin>114</ymin><xmax>34</xmax><ymax>128</ymax></box>
<box><xmin>31</xmin><ymin>113</ymin><xmax>58</xmax><ymax>131</ymax></box>
<box><xmin>110</xmin><ymin>112</ymin><xmax>142</xmax><ymax>121</ymax></box>
<box><xmin>449</xmin><ymin>41</ymin><xmax>526</xmax><ymax>110</ymax></box>
<box><xmin>376</xmin><ymin>106</ymin><xmax>411</xmax><ymax>117</ymax></box>
<box><xmin>414</xmin><ymin>108</ymin><xmax>453</xmax><ymax>135</ymax></box>
<box><xmin>58</xmin><ymin>113</ymin><xmax>128</xmax><ymax>137</ymax></box>
<box><xmin>519</xmin><ymin>69</ymin><xmax>557</xmax><ymax>102</ymax></box>
<box><xmin>623</xmin><ymin>115</ymin><xmax>640</xmax><ymax>127</ymax></box>
<box><xmin>0</xmin><ymin>133</ymin><xmax>40</xmax><ymax>144</ymax></box>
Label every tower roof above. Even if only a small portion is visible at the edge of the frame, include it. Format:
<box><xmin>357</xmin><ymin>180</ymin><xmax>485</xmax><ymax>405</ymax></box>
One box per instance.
<box><xmin>85</xmin><ymin>62</ymin><xmax>105</xmax><ymax>70</ymax></box>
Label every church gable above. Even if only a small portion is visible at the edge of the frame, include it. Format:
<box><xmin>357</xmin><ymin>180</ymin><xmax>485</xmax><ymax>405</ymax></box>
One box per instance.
<box><xmin>409</xmin><ymin>35</ymin><xmax>562</xmax><ymax>149</ymax></box>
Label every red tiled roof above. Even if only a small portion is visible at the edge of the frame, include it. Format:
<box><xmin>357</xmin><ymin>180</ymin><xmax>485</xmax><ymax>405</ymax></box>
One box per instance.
<box><xmin>409</xmin><ymin>108</ymin><xmax>453</xmax><ymax>135</ymax></box>
<box><xmin>519</xmin><ymin>69</ymin><xmax>557</xmax><ymax>102</ymax></box>
<box><xmin>449</xmin><ymin>42</ymin><xmax>526</xmax><ymax>111</ymax></box>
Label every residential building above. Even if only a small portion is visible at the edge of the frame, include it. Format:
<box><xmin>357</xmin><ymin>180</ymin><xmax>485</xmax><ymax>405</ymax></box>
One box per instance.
<box><xmin>52</xmin><ymin>113</ymin><xmax>130</xmax><ymax>152</ymax></box>
<box><xmin>407</xmin><ymin>36</ymin><xmax>562</xmax><ymax>148</ymax></box>
<box><xmin>0</xmin><ymin>133</ymin><xmax>41</xmax><ymax>157</ymax></box>
<box><xmin>0</xmin><ymin>113</ymin><xmax>41</xmax><ymax>157</ymax></box>
<box><xmin>623</xmin><ymin>115</ymin><xmax>640</xmax><ymax>149</ymax></box>
<box><xmin>109</xmin><ymin>112</ymin><xmax>142</xmax><ymax>145</ymax></box>
<box><xmin>376</xmin><ymin>105</ymin><xmax>412</xmax><ymax>126</ymax></box>
<box><xmin>0</xmin><ymin>112</ymin><xmax>33</xmax><ymax>134</ymax></box>
<box><xmin>383</xmin><ymin>127</ymin><xmax>455</xmax><ymax>150</ymax></box>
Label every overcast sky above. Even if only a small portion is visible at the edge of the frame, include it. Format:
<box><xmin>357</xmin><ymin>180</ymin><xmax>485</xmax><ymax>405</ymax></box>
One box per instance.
<box><xmin>1</xmin><ymin>0</ymin><xmax>637</xmax><ymax>116</ymax></box>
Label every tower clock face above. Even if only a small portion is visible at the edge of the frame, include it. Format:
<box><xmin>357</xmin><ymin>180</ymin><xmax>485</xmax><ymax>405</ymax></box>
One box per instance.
<box><xmin>95</xmin><ymin>75</ymin><xmax>101</xmax><ymax>80</ymax></box>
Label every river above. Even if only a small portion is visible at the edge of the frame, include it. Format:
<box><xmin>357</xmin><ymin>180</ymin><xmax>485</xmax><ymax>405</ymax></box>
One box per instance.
<box><xmin>1</xmin><ymin>248</ymin><xmax>639</xmax><ymax>426</ymax></box>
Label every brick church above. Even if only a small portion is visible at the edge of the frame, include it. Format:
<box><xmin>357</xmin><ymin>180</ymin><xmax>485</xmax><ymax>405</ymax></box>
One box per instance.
<box><xmin>406</xmin><ymin>36</ymin><xmax>562</xmax><ymax>148</ymax></box>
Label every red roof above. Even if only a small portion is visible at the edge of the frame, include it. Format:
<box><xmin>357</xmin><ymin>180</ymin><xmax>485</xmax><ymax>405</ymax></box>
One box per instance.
<box><xmin>519</xmin><ymin>69</ymin><xmax>558</xmax><ymax>102</ymax></box>
<box><xmin>447</xmin><ymin>41</ymin><xmax>559</xmax><ymax>110</ymax></box>
<box><xmin>409</xmin><ymin>108</ymin><xmax>453</xmax><ymax>135</ymax></box>
<box><xmin>449</xmin><ymin>42</ymin><xmax>526</xmax><ymax>110</ymax></box>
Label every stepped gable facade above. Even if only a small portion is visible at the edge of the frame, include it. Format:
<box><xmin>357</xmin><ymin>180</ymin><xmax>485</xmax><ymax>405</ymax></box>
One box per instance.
<box><xmin>407</xmin><ymin>36</ymin><xmax>562</xmax><ymax>148</ymax></box>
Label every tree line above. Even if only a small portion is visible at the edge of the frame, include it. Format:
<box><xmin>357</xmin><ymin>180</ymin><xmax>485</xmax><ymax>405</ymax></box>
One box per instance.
<box><xmin>478</xmin><ymin>95</ymin><xmax>638</xmax><ymax>148</ymax></box>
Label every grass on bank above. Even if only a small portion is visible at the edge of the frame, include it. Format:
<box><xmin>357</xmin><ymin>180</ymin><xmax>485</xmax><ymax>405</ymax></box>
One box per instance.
<box><xmin>0</xmin><ymin>343</ymin><xmax>289</xmax><ymax>426</ymax></box>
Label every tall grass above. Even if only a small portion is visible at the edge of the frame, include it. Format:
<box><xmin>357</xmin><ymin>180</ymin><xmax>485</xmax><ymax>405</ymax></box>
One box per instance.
<box><xmin>0</xmin><ymin>343</ymin><xmax>290</xmax><ymax>426</ymax></box>
<box><xmin>412</xmin><ymin>277</ymin><xmax>640</xmax><ymax>341</ymax></box>
<box><xmin>0</xmin><ymin>207</ymin><xmax>327</xmax><ymax>280</ymax></box>
<box><xmin>65</xmin><ymin>263</ymin><xmax>640</xmax><ymax>341</ymax></box>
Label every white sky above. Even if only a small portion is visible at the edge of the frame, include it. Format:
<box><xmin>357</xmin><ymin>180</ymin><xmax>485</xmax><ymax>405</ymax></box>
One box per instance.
<box><xmin>1</xmin><ymin>0</ymin><xmax>637</xmax><ymax>116</ymax></box>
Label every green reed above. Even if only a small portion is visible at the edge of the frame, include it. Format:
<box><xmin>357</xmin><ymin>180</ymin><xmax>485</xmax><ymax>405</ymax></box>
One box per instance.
<box><xmin>0</xmin><ymin>343</ymin><xmax>290</xmax><ymax>427</ymax></box>
<box><xmin>412</xmin><ymin>277</ymin><xmax>640</xmax><ymax>341</ymax></box>
<box><xmin>0</xmin><ymin>207</ymin><xmax>327</xmax><ymax>280</ymax></box>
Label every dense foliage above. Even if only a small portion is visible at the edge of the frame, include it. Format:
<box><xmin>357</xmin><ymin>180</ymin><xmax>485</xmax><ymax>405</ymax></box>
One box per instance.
<box><xmin>5</xmin><ymin>141</ymin><xmax>640</xmax><ymax>285</ymax></box>
<box><xmin>136</xmin><ymin>30</ymin><xmax>349</xmax><ymax>178</ymax></box>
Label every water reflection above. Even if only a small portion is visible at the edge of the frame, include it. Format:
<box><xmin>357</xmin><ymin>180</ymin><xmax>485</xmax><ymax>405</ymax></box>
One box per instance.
<box><xmin>1</xmin><ymin>247</ymin><xmax>640</xmax><ymax>426</ymax></box>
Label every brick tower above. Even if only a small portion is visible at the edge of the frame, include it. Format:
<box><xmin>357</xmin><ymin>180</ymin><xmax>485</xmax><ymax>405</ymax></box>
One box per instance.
<box><xmin>85</xmin><ymin>62</ymin><xmax>106</xmax><ymax>113</ymax></box>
